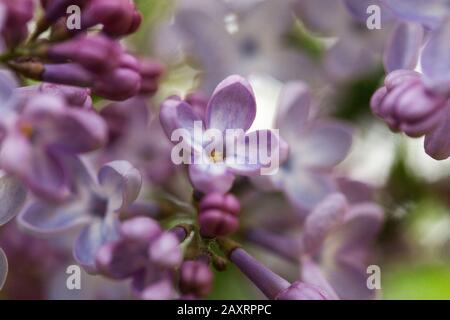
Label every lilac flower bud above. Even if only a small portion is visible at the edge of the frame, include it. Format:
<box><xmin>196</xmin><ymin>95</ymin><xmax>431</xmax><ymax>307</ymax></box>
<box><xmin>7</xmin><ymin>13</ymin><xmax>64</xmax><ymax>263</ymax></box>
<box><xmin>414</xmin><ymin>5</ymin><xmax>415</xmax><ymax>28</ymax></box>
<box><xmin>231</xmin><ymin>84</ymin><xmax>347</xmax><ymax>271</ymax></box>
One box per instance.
<box><xmin>46</xmin><ymin>34</ymin><xmax>123</xmax><ymax>74</ymax></box>
<box><xmin>38</xmin><ymin>83</ymin><xmax>92</xmax><ymax>108</ymax></box>
<box><xmin>0</xmin><ymin>0</ymin><xmax>35</xmax><ymax>47</ymax></box>
<box><xmin>198</xmin><ymin>193</ymin><xmax>240</xmax><ymax>238</ymax></box>
<box><xmin>138</xmin><ymin>58</ymin><xmax>164</xmax><ymax>96</ymax></box>
<box><xmin>275</xmin><ymin>282</ymin><xmax>330</xmax><ymax>300</ymax></box>
<box><xmin>93</xmin><ymin>67</ymin><xmax>141</xmax><ymax>101</ymax></box>
<box><xmin>371</xmin><ymin>70</ymin><xmax>447</xmax><ymax>137</ymax></box>
<box><xmin>42</xmin><ymin>63</ymin><xmax>94</xmax><ymax>87</ymax></box>
<box><xmin>179</xmin><ymin>260</ymin><xmax>213</xmax><ymax>298</ymax></box>
<box><xmin>82</xmin><ymin>0</ymin><xmax>139</xmax><ymax>37</ymax></box>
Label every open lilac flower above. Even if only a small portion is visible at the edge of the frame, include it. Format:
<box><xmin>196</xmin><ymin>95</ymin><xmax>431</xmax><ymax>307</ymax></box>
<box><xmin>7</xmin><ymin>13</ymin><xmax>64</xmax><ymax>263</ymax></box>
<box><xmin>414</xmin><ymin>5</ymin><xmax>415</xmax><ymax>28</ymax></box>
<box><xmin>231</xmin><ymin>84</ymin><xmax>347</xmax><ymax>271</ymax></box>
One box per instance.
<box><xmin>18</xmin><ymin>158</ymin><xmax>142</xmax><ymax>272</ymax></box>
<box><xmin>0</xmin><ymin>90</ymin><xmax>107</xmax><ymax>200</ymax></box>
<box><xmin>154</xmin><ymin>0</ymin><xmax>319</xmax><ymax>93</ymax></box>
<box><xmin>160</xmin><ymin>75</ymin><xmax>288</xmax><ymax>194</ymax></box>
<box><xmin>263</xmin><ymin>82</ymin><xmax>353</xmax><ymax>210</ymax></box>
<box><xmin>95</xmin><ymin>217</ymin><xmax>184</xmax><ymax>300</ymax></box>
<box><xmin>0</xmin><ymin>173</ymin><xmax>27</xmax><ymax>291</ymax></box>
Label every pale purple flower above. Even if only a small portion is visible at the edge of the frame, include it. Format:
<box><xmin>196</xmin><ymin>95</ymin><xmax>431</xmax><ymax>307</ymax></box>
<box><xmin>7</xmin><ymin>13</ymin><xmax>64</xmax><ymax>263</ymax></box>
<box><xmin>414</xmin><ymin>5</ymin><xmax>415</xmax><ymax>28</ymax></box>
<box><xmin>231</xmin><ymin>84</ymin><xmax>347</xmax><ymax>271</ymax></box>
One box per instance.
<box><xmin>154</xmin><ymin>0</ymin><xmax>320</xmax><ymax>94</ymax></box>
<box><xmin>264</xmin><ymin>82</ymin><xmax>353</xmax><ymax>211</ymax></box>
<box><xmin>18</xmin><ymin>158</ymin><xmax>142</xmax><ymax>272</ymax></box>
<box><xmin>0</xmin><ymin>173</ymin><xmax>28</xmax><ymax>291</ymax></box>
<box><xmin>95</xmin><ymin>217</ymin><xmax>184</xmax><ymax>300</ymax></box>
<box><xmin>160</xmin><ymin>75</ymin><xmax>288</xmax><ymax>194</ymax></box>
<box><xmin>0</xmin><ymin>91</ymin><xmax>107</xmax><ymax>200</ymax></box>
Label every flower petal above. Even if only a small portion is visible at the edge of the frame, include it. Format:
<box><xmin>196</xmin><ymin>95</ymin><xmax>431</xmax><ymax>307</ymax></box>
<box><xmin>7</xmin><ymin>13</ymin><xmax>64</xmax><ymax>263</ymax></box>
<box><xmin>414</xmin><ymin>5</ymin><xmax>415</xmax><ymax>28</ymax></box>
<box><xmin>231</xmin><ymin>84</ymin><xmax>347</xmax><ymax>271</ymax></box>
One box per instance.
<box><xmin>275</xmin><ymin>167</ymin><xmax>337</xmax><ymax>211</ymax></box>
<box><xmin>0</xmin><ymin>248</ymin><xmax>7</xmax><ymax>290</ymax></box>
<box><xmin>131</xmin><ymin>267</ymin><xmax>175</xmax><ymax>300</ymax></box>
<box><xmin>384</xmin><ymin>22</ymin><xmax>424</xmax><ymax>73</ymax></box>
<box><xmin>301</xmin><ymin>257</ymin><xmax>340</xmax><ymax>300</ymax></box>
<box><xmin>188</xmin><ymin>162</ymin><xmax>235</xmax><ymax>194</ymax></box>
<box><xmin>276</xmin><ymin>82</ymin><xmax>311</xmax><ymax>138</ymax></box>
<box><xmin>226</xmin><ymin>129</ymin><xmax>288</xmax><ymax>176</ymax></box>
<box><xmin>206</xmin><ymin>75</ymin><xmax>256</xmax><ymax>132</ymax></box>
<box><xmin>421</xmin><ymin>17</ymin><xmax>450</xmax><ymax>95</ymax></box>
<box><xmin>17</xmin><ymin>200</ymin><xmax>91</xmax><ymax>236</ymax></box>
<box><xmin>301</xmin><ymin>193</ymin><xmax>348</xmax><ymax>254</ymax></box>
<box><xmin>98</xmin><ymin>160</ymin><xmax>142</xmax><ymax>211</ymax></box>
<box><xmin>296</xmin><ymin>121</ymin><xmax>353</xmax><ymax>169</ymax></box>
<box><xmin>0</xmin><ymin>71</ymin><xmax>18</xmax><ymax>115</ymax></box>
<box><xmin>382</xmin><ymin>0</ymin><xmax>448</xmax><ymax>29</ymax></box>
<box><xmin>0</xmin><ymin>174</ymin><xmax>27</xmax><ymax>226</ymax></box>
<box><xmin>0</xmin><ymin>134</ymin><xmax>70</xmax><ymax>200</ymax></box>
<box><xmin>425</xmin><ymin>104</ymin><xmax>450</xmax><ymax>160</ymax></box>
<box><xmin>74</xmin><ymin>218</ymin><xmax>120</xmax><ymax>273</ymax></box>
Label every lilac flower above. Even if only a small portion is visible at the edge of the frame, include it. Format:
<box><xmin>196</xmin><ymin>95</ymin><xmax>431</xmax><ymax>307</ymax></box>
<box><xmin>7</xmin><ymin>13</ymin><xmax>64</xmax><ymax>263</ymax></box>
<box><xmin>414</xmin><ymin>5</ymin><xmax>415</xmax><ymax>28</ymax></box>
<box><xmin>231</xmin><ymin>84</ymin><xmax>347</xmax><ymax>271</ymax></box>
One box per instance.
<box><xmin>0</xmin><ymin>0</ymin><xmax>35</xmax><ymax>47</ymax></box>
<box><xmin>263</xmin><ymin>82</ymin><xmax>353</xmax><ymax>211</ymax></box>
<box><xmin>99</xmin><ymin>96</ymin><xmax>174</xmax><ymax>184</ymax></box>
<box><xmin>0</xmin><ymin>90</ymin><xmax>107</xmax><ymax>200</ymax></box>
<box><xmin>0</xmin><ymin>173</ymin><xmax>28</xmax><ymax>291</ymax></box>
<box><xmin>247</xmin><ymin>192</ymin><xmax>384</xmax><ymax>300</ymax></box>
<box><xmin>95</xmin><ymin>217</ymin><xmax>184</xmax><ymax>300</ymax></box>
<box><xmin>179</xmin><ymin>259</ymin><xmax>213</xmax><ymax>299</ymax></box>
<box><xmin>18</xmin><ymin>158</ymin><xmax>142</xmax><ymax>272</ymax></box>
<box><xmin>160</xmin><ymin>75</ymin><xmax>288</xmax><ymax>194</ymax></box>
<box><xmin>154</xmin><ymin>0</ymin><xmax>319</xmax><ymax>94</ymax></box>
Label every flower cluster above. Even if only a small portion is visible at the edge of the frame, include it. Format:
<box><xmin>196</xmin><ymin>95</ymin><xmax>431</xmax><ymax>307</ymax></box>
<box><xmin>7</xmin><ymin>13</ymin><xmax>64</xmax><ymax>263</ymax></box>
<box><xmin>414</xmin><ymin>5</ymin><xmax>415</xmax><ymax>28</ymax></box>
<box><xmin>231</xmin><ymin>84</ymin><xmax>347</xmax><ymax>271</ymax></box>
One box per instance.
<box><xmin>2</xmin><ymin>0</ymin><xmax>444</xmax><ymax>301</ymax></box>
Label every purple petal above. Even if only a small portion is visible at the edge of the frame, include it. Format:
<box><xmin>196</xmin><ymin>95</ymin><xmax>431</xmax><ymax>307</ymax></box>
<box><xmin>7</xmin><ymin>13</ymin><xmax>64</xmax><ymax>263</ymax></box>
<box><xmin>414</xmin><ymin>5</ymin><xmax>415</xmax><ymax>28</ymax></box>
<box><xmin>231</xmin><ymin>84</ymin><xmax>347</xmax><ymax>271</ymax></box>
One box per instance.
<box><xmin>301</xmin><ymin>193</ymin><xmax>348</xmax><ymax>254</ymax></box>
<box><xmin>382</xmin><ymin>0</ymin><xmax>448</xmax><ymax>29</ymax></box>
<box><xmin>384</xmin><ymin>22</ymin><xmax>424</xmax><ymax>73</ymax></box>
<box><xmin>277</xmin><ymin>169</ymin><xmax>337</xmax><ymax>211</ymax></box>
<box><xmin>0</xmin><ymin>248</ymin><xmax>7</xmax><ymax>290</ymax></box>
<box><xmin>148</xmin><ymin>233</ymin><xmax>183</xmax><ymax>269</ymax></box>
<box><xmin>159</xmin><ymin>97</ymin><xmax>204</xmax><ymax>152</ymax></box>
<box><xmin>225</xmin><ymin>129</ymin><xmax>289</xmax><ymax>176</ymax></box>
<box><xmin>22</xmin><ymin>94</ymin><xmax>107</xmax><ymax>153</ymax></box>
<box><xmin>276</xmin><ymin>82</ymin><xmax>311</xmax><ymax>137</ymax></box>
<box><xmin>98</xmin><ymin>161</ymin><xmax>142</xmax><ymax>211</ymax></box>
<box><xmin>300</xmin><ymin>257</ymin><xmax>340</xmax><ymax>300</ymax></box>
<box><xmin>0</xmin><ymin>174</ymin><xmax>27</xmax><ymax>226</ymax></box>
<box><xmin>0</xmin><ymin>71</ymin><xmax>18</xmax><ymax>115</ymax></box>
<box><xmin>74</xmin><ymin>218</ymin><xmax>120</xmax><ymax>273</ymax></box>
<box><xmin>17</xmin><ymin>201</ymin><xmax>91</xmax><ymax>236</ymax></box>
<box><xmin>0</xmin><ymin>134</ymin><xmax>70</xmax><ymax>200</ymax></box>
<box><xmin>131</xmin><ymin>267</ymin><xmax>175</xmax><ymax>300</ymax></box>
<box><xmin>188</xmin><ymin>163</ymin><xmax>235</xmax><ymax>194</ymax></box>
<box><xmin>422</xmin><ymin>18</ymin><xmax>450</xmax><ymax>95</ymax></box>
<box><xmin>297</xmin><ymin>121</ymin><xmax>353</xmax><ymax>169</ymax></box>
<box><xmin>425</xmin><ymin>103</ymin><xmax>450</xmax><ymax>160</ymax></box>
<box><xmin>206</xmin><ymin>75</ymin><xmax>256</xmax><ymax>132</ymax></box>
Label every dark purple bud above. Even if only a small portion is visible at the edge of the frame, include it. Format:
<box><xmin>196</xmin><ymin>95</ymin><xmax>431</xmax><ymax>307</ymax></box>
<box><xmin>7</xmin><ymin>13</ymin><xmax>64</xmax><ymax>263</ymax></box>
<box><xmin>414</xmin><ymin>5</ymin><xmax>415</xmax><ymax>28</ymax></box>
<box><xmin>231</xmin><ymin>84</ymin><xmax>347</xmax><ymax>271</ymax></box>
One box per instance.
<box><xmin>42</xmin><ymin>63</ymin><xmax>94</xmax><ymax>87</ymax></box>
<box><xmin>275</xmin><ymin>282</ymin><xmax>330</xmax><ymax>300</ymax></box>
<box><xmin>47</xmin><ymin>34</ymin><xmax>123</xmax><ymax>74</ymax></box>
<box><xmin>138</xmin><ymin>58</ymin><xmax>164</xmax><ymax>96</ymax></box>
<box><xmin>0</xmin><ymin>0</ymin><xmax>35</xmax><ymax>47</ymax></box>
<box><xmin>198</xmin><ymin>193</ymin><xmax>240</xmax><ymax>238</ymax></box>
<box><xmin>179</xmin><ymin>260</ymin><xmax>214</xmax><ymax>298</ymax></box>
<box><xmin>370</xmin><ymin>70</ymin><xmax>447</xmax><ymax>137</ymax></box>
<box><xmin>82</xmin><ymin>0</ymin><xmax>138</xmax><ymax>37</ymax></box>
<box><xmin>93</xmin><ymin>67</ymin><xmax>141</xmax><ymax>101</ymax></box>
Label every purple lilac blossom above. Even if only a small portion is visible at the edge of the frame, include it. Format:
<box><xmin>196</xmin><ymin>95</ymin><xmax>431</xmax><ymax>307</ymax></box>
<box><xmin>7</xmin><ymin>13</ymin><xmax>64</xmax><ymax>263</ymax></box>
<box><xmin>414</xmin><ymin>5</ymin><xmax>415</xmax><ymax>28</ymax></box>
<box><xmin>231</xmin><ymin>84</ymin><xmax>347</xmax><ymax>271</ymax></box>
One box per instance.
<box><xmin>160</xmin><ymin>74</ymin><xmax>288</xmax><ymax>194</ymax></box>
<box><xmin>18</xmin><ymin>158</ymin><xmax>142</xmax><ymax>272</ymax></box>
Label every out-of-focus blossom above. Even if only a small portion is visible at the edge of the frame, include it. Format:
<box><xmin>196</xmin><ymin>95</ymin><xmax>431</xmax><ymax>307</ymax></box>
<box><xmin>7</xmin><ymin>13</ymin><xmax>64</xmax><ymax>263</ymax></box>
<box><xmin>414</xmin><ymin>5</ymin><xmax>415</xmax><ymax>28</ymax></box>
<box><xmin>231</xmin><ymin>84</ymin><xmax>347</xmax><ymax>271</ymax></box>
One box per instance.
<box><xmin>264</xmin><ymin>82</ymin><xmax>352</xmax><ymax>211</ymax></box>
<box><xmin>179</xmin><ymin>259</ymin><xmax>213</xmax><ymax>299</ymax></box>
<box><xmin>95</xmin><ymin>217</ymin><xmax>183</xmax><ymax>300</ymax></box>
<box><xmin>154</xmin><ymin>0</ymin><xmax>319</xmax><ymax>94</ymax></box>
<box><xmin>99</xmin><ymin>96</ymin><xmax>174</xmax><ymax>183</ymax></box>
<box><xmin>0</xmin><ymin>91</ymin><xmax>107</xmax><ymax>200</ymax></box>
<box><xmin>18</xmin><ymin>159</ymin><xmax>142</xmax><ymax>272</ymax></box>
<box><xmin>198</xmin><ymin>192</ymin><xmax>240</xmax><ymax>238</ymax></box>
<box><xmin>160</xmin><ymin>75</ymin><xmax>288</xmax><ymax>194</ymax></box>
<box><xmin>0</xmin><ymin>0</ymin><xmax>35</xmax><ymax>48</ymax></box>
